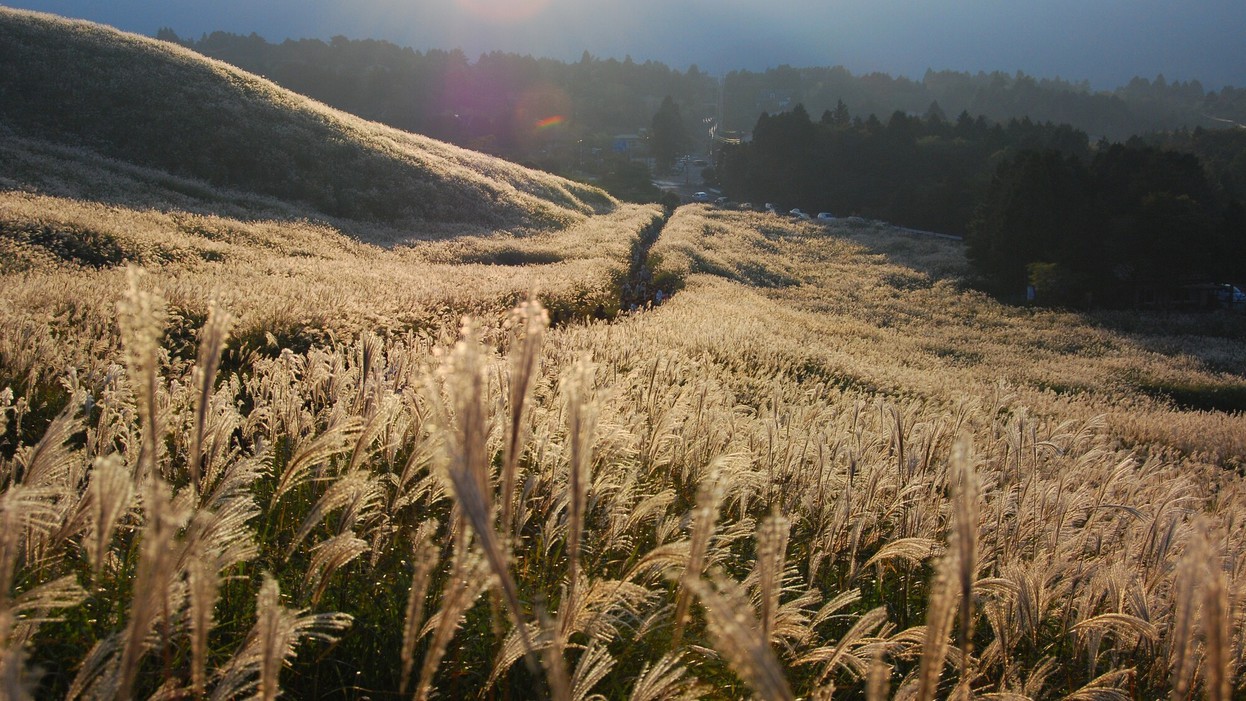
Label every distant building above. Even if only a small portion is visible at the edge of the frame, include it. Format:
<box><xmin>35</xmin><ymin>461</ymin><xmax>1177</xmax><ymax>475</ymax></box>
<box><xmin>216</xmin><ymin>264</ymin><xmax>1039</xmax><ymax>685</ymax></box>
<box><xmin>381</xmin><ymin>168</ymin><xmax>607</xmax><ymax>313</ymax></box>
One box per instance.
<box><xmin>612</xmin><ymin>134</ymin><xmax>645</xmax><ymax>154</ymax></box>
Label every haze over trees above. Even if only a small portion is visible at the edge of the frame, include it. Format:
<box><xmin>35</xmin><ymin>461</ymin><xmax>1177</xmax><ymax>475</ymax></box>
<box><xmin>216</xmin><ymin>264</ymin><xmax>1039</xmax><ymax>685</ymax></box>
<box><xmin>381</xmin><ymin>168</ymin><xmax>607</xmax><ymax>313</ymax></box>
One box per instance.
<box><xmin>722</xmin><ymin>65</ymin><xmax>1246</xmax><ymax>140</ymax></box>
<box><xmin>157</xmin><ymin>29</ymin><xmax>720</xmax><ymax>178</ymax></box>
<box><xmin>159</xmin><ymin>29</ymin><xmax>1246</xmax><ymax>172</ymax></box>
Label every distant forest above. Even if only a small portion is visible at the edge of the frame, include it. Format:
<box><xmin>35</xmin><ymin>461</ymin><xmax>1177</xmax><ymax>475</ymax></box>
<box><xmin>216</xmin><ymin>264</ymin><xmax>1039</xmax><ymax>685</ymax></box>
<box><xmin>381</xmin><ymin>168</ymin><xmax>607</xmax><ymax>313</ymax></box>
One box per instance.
<box><xmin>722</xmin><ymin>66</ymin><xmax>1246</xmax><ymax>139</ymax></box>
<box><xmin>162</xmin><ymin>29</ymin><xmax>1246</xmax><ymax>303</ymax></box>
<box><xmin>161</xmin><ymin>29</ymin><xmax>1246</xmax><ymax>159</ymax></box>
<box><xmin>721</xmin><ymin>107</ymin><xmax>1246</xmax><ymax>301</ymax></box>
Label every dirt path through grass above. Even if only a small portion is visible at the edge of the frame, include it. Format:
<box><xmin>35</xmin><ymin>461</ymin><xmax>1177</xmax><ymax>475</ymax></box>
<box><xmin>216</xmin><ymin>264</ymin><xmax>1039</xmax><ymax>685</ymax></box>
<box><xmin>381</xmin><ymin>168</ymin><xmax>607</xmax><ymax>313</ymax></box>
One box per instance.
<box><xmin>619</xmin><ymin>205</ymin><xmax>674</xmax><ymax>311</ymax></box>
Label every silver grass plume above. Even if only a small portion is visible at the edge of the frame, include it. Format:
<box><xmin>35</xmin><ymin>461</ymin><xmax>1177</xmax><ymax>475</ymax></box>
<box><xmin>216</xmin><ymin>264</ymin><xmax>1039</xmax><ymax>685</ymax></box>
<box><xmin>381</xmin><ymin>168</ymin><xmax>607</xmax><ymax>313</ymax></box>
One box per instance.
<box><xmin>859</xmin><ymin>537</ymin><xmax>943</xmax><ymax>578</ymax></box>
<box><xmin>798</xmin><ymin>606</ymin><xmax>888</xmax><ymax>684</ymax></box>
<box><xmin>414</xmin><ymin>539</ymin><xmax>490</xmax><ymax>701</ymax></box>
<box><xmin>288</xmin><ymin>469</ymin><xmax>385</xmax><ymax>555</ymax></box>
<box><xmin>502</xmin><ymin>298</ymin><xmax>547</xmax><ymax>537</ymax></box>
<box><xmin>0</xmin><ymin>609</ymin><xmax>36</xmax><ymax>701</ymax></box>
<box><xmin>671</xmin><ymin>458</ymin><xmax>725</xmax><ymax>649</ymax></box>
<box><xmin>1202</xmin><ymin>549</ymin><xmax>1231</xmax><ymax>701</ymax></box>
<box><xmin>431</xmin><ymin>320</ymin><xmax>542</xmax><ymax>673</ymax></box>
<box><xmin>686</xmin><ymin>572</ymin><xmax>794</xmax><ymax>701</ymax></box>
<box><xmin>628</xmin><ymin>652</ymin><xmax>699</xmax><ymax>701</ymax></box>
<box><xmin>0</xmin><ymin>387</ymin><xmax>11</xmax><ymax>447</ymax></box>
<box><xmin>563</xmin><ymin>356</ymin><xmax>596</xmax><ymax>641</ymax></box>
<box><xmin>755</xmin><ymin>512</ymin><xmax>791</xmax><ymax>647</ymax></box>
<box><xmin>1171</xmin><ymin>522</ymin><xmax>1234</xmax><ymax>701</ymax></box>
<box><xmin>304</xmin><ymin>534</ymin><xmax>369</xmax><ymax>605</ymax></box>
<box><xmin>950</xmin><ymin>437</ymin><xmax>979</xmax><ymax>677</ymax></box>
<box><xmin>1169</xmin><ymin>533</ymin><xmax>1200</xmax><ymax>701</ymax></box>
<box><xmin>169</xmin><ymin>473</ymin><xmax>259</xmax><ymax>683</ymax></box>
<box><xmin>15</xmin><ymin>392</ymin><xmax>82</xmax><ymax>489</ymax></box>
<box><xmin>353</xmin><ymin>331</ymin><xmax>383</xmax><ymax>415</ymax></box>
<box><xmin>4</xmin><ymin>574</ymin><xmax>86</xmax><ymax>650</ymax></box>
<box><xmin>915</xmin><ymin>540</ymin><xmax>960</xmax><ymax>701</ymax></box>
<box><xmin>189</xmin><ymin>300</ymin><xmax>233</xmax><ymax>496</ymax></box>
<box><xmin>117</xmin><ymin>266</ymin><xmax>167</xmax><ymax>484</ymax></box>
<box><xmin>198</xmin><ymin>386</ymin><xmax>245</xmax><ymax>500</ymax></box>
<box><xmin>866</xmin><ymin>649</ymin><xmax>891</xmax><ymax>701</ymax></box>
<box><xmin>1066</xmin><ymin>669</ymin><xmax>1135</xmax><ymax>700</ymax></box>
<box><xmin>911</xmin><ymin>438</ymin><xmax>978</xmax><ymax>701</ymax></box>
<box><xmin>484</xmin><ymin>577</ymin><xmax>652</xmax><ymax>693</ymax></box>
<box><xmin>6</xmin><ymin>485</ymin><xmax>85</xmax><ymax>692</ymax></box>
<box><xmin>0</xmin><ymin>415</ymin><xmax>82</xmax><ymax>615</ymax></box>
<box><xmin>116</xmin><ymin>477</ymin><xmax>188</xmax><ymax>701</ymax></box>
<box><xmin>83</xmin><ymin>454</ymin><xmax>133</xmax><ymax>580</ymax></box>
<box><xmin>270</xmin><ymin>417</ymin><xmax>363</xmax><ymax>507</ymax></box>
<box><xmin>537</xmin><ymin>609</ymin><xmax>573</xmax><ymax>701</ymax></box>
<box><xmin>400</xmin><ymin>519</ymin><xmax>441</xmax><ymax>696</ymax></box>
<box><xmin>67</xmin><ymin>634</ymin><xmax>121</xmax><ymax>700</ymax></box>
<box><xmin>188</xmin><ymin>556</ymin><xmax>219</xmax><ymax>697</ymax></box>
<box><xmin>210</xmin><ymin>572</ymin><xmax>352</xmax><ymax>701</ymax></box>
<box><xmin>570</xmin><ymin>643</ymin><xmax>615</xmax><ymax>701</ymax></box>
<box><xmin>347</xmin><ymin>390</ymin><xmax>400</xmax><ymax>474</ymax></box>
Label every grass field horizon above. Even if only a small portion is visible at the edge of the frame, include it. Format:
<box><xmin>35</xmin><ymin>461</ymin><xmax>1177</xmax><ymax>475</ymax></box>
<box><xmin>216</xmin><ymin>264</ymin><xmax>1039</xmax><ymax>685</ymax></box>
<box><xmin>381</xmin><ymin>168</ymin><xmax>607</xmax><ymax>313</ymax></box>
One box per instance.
<box><xmin>2</xmin><ymin>7</ymin><xmax>1246</xmax><ymax>700</ymax></box>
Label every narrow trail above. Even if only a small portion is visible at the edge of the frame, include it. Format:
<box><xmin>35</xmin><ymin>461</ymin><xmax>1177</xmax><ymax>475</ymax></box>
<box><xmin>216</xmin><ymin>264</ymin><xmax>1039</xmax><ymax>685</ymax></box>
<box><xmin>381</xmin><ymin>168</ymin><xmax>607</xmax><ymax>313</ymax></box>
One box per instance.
<box><xmin>548</xmin><ymin>206</ymin><xmax>678</xmax><ymax>328</ymax></box>
<box><xmin>618</xmin><ymin>206</ymin><xmax>674</xmax><ymax>312</ymax></box>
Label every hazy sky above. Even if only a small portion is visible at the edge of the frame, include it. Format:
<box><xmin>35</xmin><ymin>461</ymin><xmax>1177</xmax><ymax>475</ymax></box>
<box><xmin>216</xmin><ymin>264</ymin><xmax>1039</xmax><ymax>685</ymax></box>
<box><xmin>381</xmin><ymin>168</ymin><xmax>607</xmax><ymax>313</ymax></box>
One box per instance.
<box><xmin>7</xmin><ymin>0</ymin><xmax>1246</xmax><ymax>89</ymax></box>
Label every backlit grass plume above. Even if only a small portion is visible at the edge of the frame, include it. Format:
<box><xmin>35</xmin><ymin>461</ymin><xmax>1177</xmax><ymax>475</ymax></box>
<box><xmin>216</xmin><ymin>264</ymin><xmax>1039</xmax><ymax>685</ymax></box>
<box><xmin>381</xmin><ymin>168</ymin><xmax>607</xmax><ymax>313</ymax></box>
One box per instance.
<box><xmin>116</xmin><ymin>266</ymin><xmax>166</xmax><ymax>484</ymax></box>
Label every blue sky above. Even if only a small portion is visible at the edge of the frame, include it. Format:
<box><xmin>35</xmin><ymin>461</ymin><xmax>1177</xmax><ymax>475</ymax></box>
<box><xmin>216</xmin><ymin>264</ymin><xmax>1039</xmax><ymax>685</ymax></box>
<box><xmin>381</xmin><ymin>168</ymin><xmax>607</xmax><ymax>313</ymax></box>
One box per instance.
<box><xmin>6</xmin><ymin>0</ymin><xmax>1246</xmax><ymax>89</ymax></box>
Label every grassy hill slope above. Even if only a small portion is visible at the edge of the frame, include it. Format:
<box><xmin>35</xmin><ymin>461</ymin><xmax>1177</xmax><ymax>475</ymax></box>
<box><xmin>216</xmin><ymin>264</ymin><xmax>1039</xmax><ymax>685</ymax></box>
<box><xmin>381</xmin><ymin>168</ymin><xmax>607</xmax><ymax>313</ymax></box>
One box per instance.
<box><xmin>0</xmin><ymin>8</ymin><xmax>615</xmax><ymax>234</ymax></box>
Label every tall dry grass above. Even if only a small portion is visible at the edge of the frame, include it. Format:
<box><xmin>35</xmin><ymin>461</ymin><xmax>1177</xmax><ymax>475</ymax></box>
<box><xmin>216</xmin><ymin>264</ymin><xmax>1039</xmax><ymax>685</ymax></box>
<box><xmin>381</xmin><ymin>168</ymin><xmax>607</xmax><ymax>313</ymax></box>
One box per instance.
<box><xmin>0</xmin><ymin>196</ymin><xmax>1244</xmax><ymax>698</ymax></box>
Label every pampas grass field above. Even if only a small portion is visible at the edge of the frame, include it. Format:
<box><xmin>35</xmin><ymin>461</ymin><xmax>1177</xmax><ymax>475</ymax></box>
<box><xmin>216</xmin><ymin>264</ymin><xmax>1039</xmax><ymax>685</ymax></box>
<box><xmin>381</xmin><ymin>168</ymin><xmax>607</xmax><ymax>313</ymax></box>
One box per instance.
<box><xmin>3</xmin><ymin>7</ymin><xmax>1246</xmax><ymax>700</ymax></box>
<box><xmin>3</xmin><ymin>200</ymin><xmax>1245</xmax><ymax>699</ymax></box>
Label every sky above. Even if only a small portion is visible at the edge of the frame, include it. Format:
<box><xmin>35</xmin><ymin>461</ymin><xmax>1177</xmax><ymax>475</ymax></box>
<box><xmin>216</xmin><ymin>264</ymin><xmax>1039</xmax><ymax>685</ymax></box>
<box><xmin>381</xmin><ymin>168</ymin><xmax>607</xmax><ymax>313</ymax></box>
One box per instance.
<box><xmin>6</xmin><ymin>0</ymin><xmax>1246</xmax><ymax>90</ymax></box>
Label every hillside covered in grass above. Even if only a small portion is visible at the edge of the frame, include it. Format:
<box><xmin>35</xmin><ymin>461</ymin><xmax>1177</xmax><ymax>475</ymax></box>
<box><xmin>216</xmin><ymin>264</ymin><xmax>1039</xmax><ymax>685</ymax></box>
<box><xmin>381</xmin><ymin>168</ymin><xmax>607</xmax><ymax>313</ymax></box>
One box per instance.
<box><xmin>3</xmin><ymin>7</ymin><xmax>1246</xmax><ymax>701</ymax></box>
<box><xmin>0</xmin><ymin>8</ymin><xmax>615</xmax><ymax>236</ymax></box>
<box><xmin>4</xmin><ymin>197</ymin><xmax>1246</xmax><ymax>698</ymax></box>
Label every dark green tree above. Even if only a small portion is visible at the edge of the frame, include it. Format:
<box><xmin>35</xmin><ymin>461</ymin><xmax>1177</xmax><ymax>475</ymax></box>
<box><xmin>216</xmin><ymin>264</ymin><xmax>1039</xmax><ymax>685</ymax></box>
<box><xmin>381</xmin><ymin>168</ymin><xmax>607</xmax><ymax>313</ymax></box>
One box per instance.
<box><xmin>1090</xmin><ymin>144</ymin><xmax>1220</xmax><ymax>285</ymax></box>
<box><xmin>829</xmin><ymin>99</ymin><xmax>851</xmax><ymax>127</ymax></box>
<box><xmin>650</xmin><ymin>95</ymin><xmax>689</xmax><ymax>172</ymax></box>
<box><xmin>967</xmin><ymin>150</ymin><xmax>1092</xmax><ymax>296</ymax></box>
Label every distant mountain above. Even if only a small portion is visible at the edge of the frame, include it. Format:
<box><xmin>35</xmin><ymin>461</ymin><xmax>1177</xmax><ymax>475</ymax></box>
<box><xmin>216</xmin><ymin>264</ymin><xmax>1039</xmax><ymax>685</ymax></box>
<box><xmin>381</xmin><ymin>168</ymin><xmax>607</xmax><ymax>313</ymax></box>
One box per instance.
<box><xmin>0</xmin><ymin>8</ymin><xmax>615</xmax><ymax>237</ymax></box>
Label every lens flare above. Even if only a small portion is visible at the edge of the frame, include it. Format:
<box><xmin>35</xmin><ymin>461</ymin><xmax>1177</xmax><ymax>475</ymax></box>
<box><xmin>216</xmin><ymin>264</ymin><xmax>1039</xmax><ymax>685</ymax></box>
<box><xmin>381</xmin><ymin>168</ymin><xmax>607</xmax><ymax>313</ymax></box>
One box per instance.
<box><xmin>457</xmin><ymin>0</ymin><xmax>552</xmax><ymax>23</ymax></box>
<box><xmin>515</xmin><ymin>84</ymin><xmax>572</xmax><ymax>145</ymax></box>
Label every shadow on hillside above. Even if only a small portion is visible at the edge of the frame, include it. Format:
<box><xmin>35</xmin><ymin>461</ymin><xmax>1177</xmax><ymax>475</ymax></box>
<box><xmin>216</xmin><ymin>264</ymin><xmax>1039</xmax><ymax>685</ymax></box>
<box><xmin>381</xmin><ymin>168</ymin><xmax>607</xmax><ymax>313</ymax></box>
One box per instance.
<box><xmin>810</xmin><ymin>220</ymin><xmax>1246</xmax><ymax>414</ymax></box>
<box><xmin>1</xmin><ymin>135</ymin><xmax>551</xmax><ymax>247</ymax></box>
<box><xmin>835</xmin><ymin>223</ymin><xmax>971</xmax><ymax>282</ymax></box>
<box><xmin>1080</xmin><ymin>308</ymin><xmax>1246</xmax><ymax>411</ymax></box>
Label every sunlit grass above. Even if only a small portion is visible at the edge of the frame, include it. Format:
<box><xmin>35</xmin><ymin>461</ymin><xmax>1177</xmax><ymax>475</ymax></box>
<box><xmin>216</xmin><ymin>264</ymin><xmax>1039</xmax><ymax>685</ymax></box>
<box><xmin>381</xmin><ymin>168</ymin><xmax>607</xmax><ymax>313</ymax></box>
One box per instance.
<box><xmin>2</xmin><ymin>7</ymin><xmax>1246</xmax><ymax>698</ymax></box>
<box><xmin>3</xmin><ymin>198</ymin><xmax>1244</xmax><ymax>699</ymax></box>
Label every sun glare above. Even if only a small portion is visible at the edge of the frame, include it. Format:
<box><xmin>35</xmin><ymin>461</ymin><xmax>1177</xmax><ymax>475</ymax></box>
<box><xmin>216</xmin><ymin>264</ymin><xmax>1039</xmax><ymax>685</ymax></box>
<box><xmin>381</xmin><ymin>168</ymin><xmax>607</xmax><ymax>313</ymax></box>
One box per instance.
<box><xmin>456</xmin><ymin>0</ymin><xmax>552</xmax><ymax>23</ymax></box>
